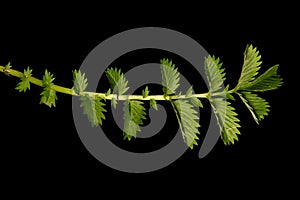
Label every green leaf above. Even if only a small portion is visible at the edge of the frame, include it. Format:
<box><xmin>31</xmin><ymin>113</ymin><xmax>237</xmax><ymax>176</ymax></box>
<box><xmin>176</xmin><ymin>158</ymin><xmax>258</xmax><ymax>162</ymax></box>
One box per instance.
<box><xmin>40</xmin><ymin>88</ymin><xmax>57</xmax><ymax>107</ymax></box>
<box><xmin>23</xmin><ymin>67</ymin><xmax>32</xmax><ymax>77</ymax></box>
<box><xmin>233</xmin><ymin>45</ymin><xmax>282</xmax><ymax>124</ymax></box>
<box><xmin>204</xmin><ymin>55</ymin><xmax>226</xmax><ymax>93</ymax></box>
<box><xmin>16</xmin><ymin>77</ymin><xmax>30</xmax><ymax>92</ymax></box>
<box><xmin>184</xmin><ymin>86</ymin><xmax>203</xmax><ymax>108</ymax></box>
<box><xmin>105</xmin><ymin>67</ymin><xmax>129</xmax><ymax>96</ymax></box>
<box><xmin>190</xmin><ymin>97</ymin><xmax>203</xmax><ymax>108</ymax></box>
<box><xmin>172</xmin><ymin>100</ymin><xmax>200</xmax><ymax>149</ymax></box>
<box><xmin>111</xmin><ymin>97</ymin><xmax>117</xmax><ymax>109</ymax></box>
<box><xmin>4</xmin><ymin>62</ymin><xmax>12</xmax><ymax>72</ymax></box>
<box><xmin>185</xmin><ymin>85</ymin><xmax>193</xmax><ymax>97</ymax></box>
<box><xmin>236</xmin><ymin>44</ymin><xmax>262</xmax><ymax>90</ymax></box>
<box><xmin>42</xmin><ymin>69</ymin><xmax>55</xmax><ymax>87</ymax></box>
<box><xmin>123</xmin><ymin>100</ymin><xmax>147</xmax><ymax>140</ymax></box>
<box><xmin>238</xmin><ymin>92</ymin><xmax>270</xmax><ymax>124</ymax></box>
<box><xmin>2</xmin><ymin>62</ymin><xmax>12</xmax><ymax>76</ymax></box>
<box><xmin>210</xmin><ymin>98</ymin><xmax>241</xmax><ymax>145</ymax></box>
<box><xmin>142</xmin><ymin>86</ymin><xmax>149</xmax><ymax>98</ymax></box>
<box><xmin>73</xmin><ymin>69</ymin><xmax>88</xmax><ymax>95</ymax></box>
<box><xmin>40</xmin><ymin>70</ymin><xmax>57</xmax><ymax>107</ymax></box>
<box><xmin>5</xmin><ymin>62</ymin><xmax>12</xmax><ymax>70</ymax></box>
<box><xmin>150</xmin><ymin>98</ymin><xmax>158</xmax><ymax>110</ymax></box>
<box><xmin>80</xmin><ymin>94</ymin><xmax>107</xmax><ymax>126</ymax></box>
<box><xmin>225</xmin><ymin>85</ymin><xmax>235</xmax><ymax>100</ymax></box>
<box><xmin>240</xmin><ymin>64</ymin><xmax>283</xmax><ymax>92</ymax></box>
<box><xmin>160</xmin><ymin>58</ymin><xmax>180</xmax><ymax>96</ymax></box>
<box><xmin>15</xmin><ymin>67</ymin><xmax>32</xmax><ymax>92</ymax></box>
<box><xmin>105</xmin><ymin>88</ymin><xmax>111</xmax><ymax>96</ymax></box>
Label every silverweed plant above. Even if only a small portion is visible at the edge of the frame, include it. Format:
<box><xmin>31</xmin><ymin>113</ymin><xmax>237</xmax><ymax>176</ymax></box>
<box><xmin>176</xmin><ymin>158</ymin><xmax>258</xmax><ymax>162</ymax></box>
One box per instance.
<box><xmin>0</xmin><ymin>45</ymin><xmax>283</xmax><ymax>149</ymax></box>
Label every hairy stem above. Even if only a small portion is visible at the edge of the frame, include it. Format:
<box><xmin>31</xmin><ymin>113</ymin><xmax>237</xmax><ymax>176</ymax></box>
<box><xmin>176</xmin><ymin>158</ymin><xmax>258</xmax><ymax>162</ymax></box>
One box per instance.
<box><xmin>0</xmin><ymin>66</ymin><xmax>209</xmax><ymax>100</ymax></box>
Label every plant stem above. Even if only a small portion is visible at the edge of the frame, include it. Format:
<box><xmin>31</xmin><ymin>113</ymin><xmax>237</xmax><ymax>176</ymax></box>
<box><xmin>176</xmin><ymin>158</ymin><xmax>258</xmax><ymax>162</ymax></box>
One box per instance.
<box><xmin>0</xmin><ymin>66</ymin><xmax>75</xmax><ymax>95</ymax></box>
<box><xmin>86</xmin><ymin>92</ymin><xmax>208</xmax><ymax>100</ymax></box>
<box><xmin>0</xmin><ymin>66</ymin><xmax>209</xmax><ymax>101</ymax></box>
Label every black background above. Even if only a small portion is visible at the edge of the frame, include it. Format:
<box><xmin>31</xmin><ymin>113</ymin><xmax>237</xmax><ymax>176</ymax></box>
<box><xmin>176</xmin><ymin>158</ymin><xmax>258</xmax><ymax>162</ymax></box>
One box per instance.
<box><xmin>0</xmin><ymin>2</ymin><xmax>297</xmax><ymax>196</ymax></box>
